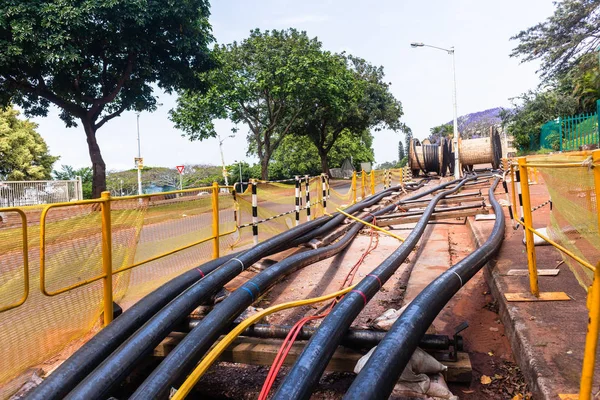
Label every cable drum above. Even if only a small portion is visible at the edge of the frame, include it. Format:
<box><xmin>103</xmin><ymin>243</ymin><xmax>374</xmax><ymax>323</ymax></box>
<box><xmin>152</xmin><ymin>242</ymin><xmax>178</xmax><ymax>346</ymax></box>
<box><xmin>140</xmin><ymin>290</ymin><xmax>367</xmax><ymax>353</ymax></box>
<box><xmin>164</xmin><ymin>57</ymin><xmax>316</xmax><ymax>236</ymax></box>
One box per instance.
<box><xmin>491</xmin><ymin>127</ymin><xmax>503</xmax><ymax>170</ymax></box>
<box><xmin>459</xmin><ymin>126</ymin><xmax>503</xmax><ymax>170</ymax></box>
<box><xmin>409</xmin><ymin>138</ymin><xmax>446</xmax><ymax>177</ymax></box>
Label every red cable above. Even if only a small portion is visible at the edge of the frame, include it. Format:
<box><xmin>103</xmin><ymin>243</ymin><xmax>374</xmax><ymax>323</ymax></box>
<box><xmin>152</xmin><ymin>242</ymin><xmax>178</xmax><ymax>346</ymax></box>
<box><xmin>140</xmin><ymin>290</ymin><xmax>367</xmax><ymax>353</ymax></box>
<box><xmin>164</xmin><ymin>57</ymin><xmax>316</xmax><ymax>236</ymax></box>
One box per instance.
<box><xmin>258</xmin><ymin>216</ymin><xmax>380</xmax><ymax>399</ymax></box>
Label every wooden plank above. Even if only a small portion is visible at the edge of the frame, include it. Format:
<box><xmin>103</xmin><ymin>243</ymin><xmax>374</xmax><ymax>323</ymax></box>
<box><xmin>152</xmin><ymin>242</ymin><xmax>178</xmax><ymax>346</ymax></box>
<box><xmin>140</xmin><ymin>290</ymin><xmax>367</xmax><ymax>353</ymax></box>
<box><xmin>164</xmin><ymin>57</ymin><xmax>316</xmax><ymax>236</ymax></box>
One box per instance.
<box><xmin>153</xmin><ymin>336</ymin><xmax>471</xmax><ymax>382</ymax></box>
<box><xmin>505</xmin><ymin>269</ymin><xmax>560</xmax><ymax>277</ymax></box>
<box><xmin>504</xmin><ymin>292</ymin><xmax>571</xmax><ymax>302</ymax></box>
<box><xmin>378</xmin><ymin>208</ymin><xmax>489</xmax><ymax>227</ymax></box>
<box><xmin>400</xmin><ymin>196</ymin><xmax>485</xmax><ymax>209</ymax></box>
<box><xmin>475</xmin><ymin>214</ymin><xmax>496</xmax><ymax>221</ymax></box>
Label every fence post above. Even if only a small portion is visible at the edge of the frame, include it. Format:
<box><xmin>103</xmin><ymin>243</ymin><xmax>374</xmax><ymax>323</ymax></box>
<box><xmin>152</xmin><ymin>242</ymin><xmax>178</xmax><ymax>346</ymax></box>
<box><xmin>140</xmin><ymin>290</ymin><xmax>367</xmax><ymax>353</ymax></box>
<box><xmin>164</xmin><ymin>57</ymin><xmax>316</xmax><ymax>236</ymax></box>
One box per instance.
<box><xmin>295</xmin><ymin>176</ymin><xmax>300</xmax><ymax>226</ymax></box>
<box><xmin>370</xmin><ymin>170</ymin><xmax>375</xmax><ymax>195</ymax></box>
<box><xmin>100</xmin><ymin>191</ymin><xmax>113</xmax><ymax>326</ymax></box>
<box><xmin>351</xmin><ymin>171</ymin><xmax>357</xmax><ymax>204</ymax></box>
<box><xmin>251</xmin><ymin>179</ymin><xmax>258</xmax><ymax>245</ymax></box>
<box><xmin>305</xmin><ymin>175</ymin><xmax>311</xmax><ymax>221</ymax></box>
<box><xmin>517</xmin><ymin>157</ymin><xmax>539</xmax><ymax>297</ymax></box>
<box><xmin>361</xmin><ymin>170</ymin><xmax>366</xmax><ymax>199</ymax></box>
<box><xmin>383</xmin><ymin>170</ymin><xmax>388</xmax><ymax>190</ymax></box>
<box><xmin>597</xmin><ymin>100</ymin><xmax>600</xmax><ymax>144</ymax></box>
<box><xmin>580</xmin><ymin>148</ymin><xmax>600</xmax><ymax>398</ymax></box>
<box><xmin>212</xmin><ymin>182</ymin><xmax>220</xmax><ymax>259</ymax></box>
<box><xmin>321</xmin><ymin>174</ymin><xmax>328</xmax><ymax>214</ymax></box>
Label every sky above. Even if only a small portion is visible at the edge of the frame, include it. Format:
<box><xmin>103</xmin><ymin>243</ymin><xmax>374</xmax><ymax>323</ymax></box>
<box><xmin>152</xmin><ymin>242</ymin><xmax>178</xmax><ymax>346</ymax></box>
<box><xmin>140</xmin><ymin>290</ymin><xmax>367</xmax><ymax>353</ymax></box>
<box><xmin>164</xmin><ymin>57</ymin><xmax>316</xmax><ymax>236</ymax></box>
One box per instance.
<box><xmin>30</xmin><ymin>0</ymin><xmax>556</xmax><ymax>172</ymax></box>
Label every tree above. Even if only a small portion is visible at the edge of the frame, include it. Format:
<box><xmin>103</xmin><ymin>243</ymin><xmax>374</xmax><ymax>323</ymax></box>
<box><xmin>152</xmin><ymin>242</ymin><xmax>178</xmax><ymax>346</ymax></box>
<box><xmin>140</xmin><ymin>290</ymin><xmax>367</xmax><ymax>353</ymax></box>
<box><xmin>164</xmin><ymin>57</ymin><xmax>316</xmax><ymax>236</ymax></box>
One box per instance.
<box><xmin>0</xmin><ymin>107</ymin><xmax>58</xmax><ymax>180</ymax></box>
<box><xmin>404</xmin><ymin>127</ymin><xmax>413</xmax><ymax>159</ymax></box>
<box><xmin>293</xmin><ymin>54</ymin><xmax>405</xmax><ymax>176</ymax></box>
<box><xmin>53</xmin><ymin>165</ymin><xmax>93</xmax><ymax>199</ymax></box>
<box><xmin>398</xmin><ymin>141</ymin><xmax>405</xmax><ymax>161</ymax></box>
<box><xmin>268</xmin><ymin>129</ymin><xmax>375</xmax><ymax>180</ymax></box>
<box><xmin>500</xmin><ymin>90</ymin><xmax>579</xmax><ymax>150</ymax></box>
<box><xmin>0</xmin><ymin>1</ymin><xmax>214</xmax><ymax>197</ymax></box>
<box><xmin>171</xmin><ymin>29</ymin><xmax>326</xmax><ymax>180</ymax></box>
<box><xmin>510</xmin><ymin>0</ymin><xmax>600</xmax><ymax>80</ymax></box>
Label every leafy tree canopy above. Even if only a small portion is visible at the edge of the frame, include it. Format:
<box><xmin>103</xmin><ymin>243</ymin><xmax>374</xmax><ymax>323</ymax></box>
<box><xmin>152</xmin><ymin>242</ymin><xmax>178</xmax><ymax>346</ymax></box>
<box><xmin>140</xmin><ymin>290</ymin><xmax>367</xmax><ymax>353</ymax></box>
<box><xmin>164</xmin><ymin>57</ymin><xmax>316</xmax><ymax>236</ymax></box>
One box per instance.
<box><xmin>0</xmin><ymin>107</ymin><xmax>58</xmax><ymax>180</ymax></box>
<box><xmin>510</xmin><ymin>0</ymin><xmax>600</xmax><ymax>80</ymax></box>
<box><xmin>292</xmin><ymin>53</ymin><xmax>405</xmax><ymax>176</ymax></box>
<box><xmin>0</xmin><ymin>0</ymin><xmax>214</xmax><ymax>196</ymax></box>
<box><xmin>171</xmin><ymin>29</ymin><xmax>326</xmax><ymax>180</ymax></box>
<box><xmin>53</xmin><ymin>164</ymin><xmax>93</xmax><ymax>198</ymax></box>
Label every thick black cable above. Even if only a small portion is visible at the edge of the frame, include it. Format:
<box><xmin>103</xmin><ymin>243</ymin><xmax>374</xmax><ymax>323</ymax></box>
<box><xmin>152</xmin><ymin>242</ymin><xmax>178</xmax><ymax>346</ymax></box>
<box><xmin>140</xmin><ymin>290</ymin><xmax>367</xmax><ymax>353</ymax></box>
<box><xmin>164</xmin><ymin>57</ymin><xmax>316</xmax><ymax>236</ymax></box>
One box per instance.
<box><xmin>26</xmin><ymin>251</ymin><xmax>243</xmax><ymax>400</ymax></box>
<box><xmin>344</xmin><ymin>177</ymin><xmax>504</xmax><ymax>399</ymax></box>
<box><xmin>271</xmin><ymin>177</ymin><xmax>475</xmax><ymax>400</ymax></box>
<box><xmin>62</xmin><ymin>216</ymin><xmax>330</xmax><ymax>400</ymax></box>
<box><xmin>131</xmin><ymin>222</ymin><xmax>366</xmax><ymax>398</ymax></box>
<box><xmin>423</xmin><ymin>144</ymin><xmax>440</xmax><ymax>174</ymax></box>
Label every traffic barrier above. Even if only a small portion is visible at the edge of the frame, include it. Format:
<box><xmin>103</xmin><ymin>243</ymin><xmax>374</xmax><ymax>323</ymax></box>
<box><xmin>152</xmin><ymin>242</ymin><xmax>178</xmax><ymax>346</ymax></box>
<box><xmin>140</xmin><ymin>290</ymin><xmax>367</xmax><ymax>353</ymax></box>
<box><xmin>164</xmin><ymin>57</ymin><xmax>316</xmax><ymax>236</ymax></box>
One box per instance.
<box><xmin>504</xmin><ymin>150</ymin><xmax>600</xmax><ymax>399</ymax></box>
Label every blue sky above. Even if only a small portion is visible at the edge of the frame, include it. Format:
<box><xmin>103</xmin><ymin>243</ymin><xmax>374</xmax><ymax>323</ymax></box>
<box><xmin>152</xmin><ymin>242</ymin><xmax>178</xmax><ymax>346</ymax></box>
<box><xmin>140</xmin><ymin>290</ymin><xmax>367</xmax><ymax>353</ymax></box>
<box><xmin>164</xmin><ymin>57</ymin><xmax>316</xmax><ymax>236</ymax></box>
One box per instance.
<box><xmin>31</xmin><ymin>0</ymin><xmax>555</xmax><ymax>172</ymax></box>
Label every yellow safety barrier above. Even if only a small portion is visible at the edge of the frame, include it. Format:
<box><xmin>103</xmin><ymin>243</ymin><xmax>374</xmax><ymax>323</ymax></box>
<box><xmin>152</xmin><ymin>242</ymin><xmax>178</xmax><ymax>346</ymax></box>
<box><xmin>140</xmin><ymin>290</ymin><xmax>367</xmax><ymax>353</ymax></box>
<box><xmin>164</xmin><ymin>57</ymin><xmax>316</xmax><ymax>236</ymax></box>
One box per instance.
<box><xmin>506</xmin><ymin>149</ymin><xmax>600</xmax><ymax>399</ymax></box>
<box><xmin>0</xmin><ymin>208</ymin><xmax>28</xmax><ymax>313</ymax></box>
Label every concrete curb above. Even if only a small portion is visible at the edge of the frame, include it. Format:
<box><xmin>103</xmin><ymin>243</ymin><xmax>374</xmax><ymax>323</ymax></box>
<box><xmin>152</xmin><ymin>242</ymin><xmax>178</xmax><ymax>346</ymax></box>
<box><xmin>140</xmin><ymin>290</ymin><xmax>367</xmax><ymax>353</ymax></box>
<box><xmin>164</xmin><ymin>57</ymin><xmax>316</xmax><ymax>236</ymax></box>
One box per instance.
<box><xmin>466</xmin><ymin>216</ymin><xmax>555</xmax><ymax>400</ymax></box>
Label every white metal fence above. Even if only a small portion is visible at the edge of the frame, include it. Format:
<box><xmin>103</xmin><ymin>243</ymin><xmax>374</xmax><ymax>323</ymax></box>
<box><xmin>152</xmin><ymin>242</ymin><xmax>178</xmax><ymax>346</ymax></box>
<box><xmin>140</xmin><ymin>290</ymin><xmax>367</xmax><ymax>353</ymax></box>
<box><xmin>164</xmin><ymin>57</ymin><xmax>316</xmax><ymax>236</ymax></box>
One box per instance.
<box><xmin>0</xmin><ymin>178</ymin><xmax>83</xmax><ymax>207</ymax></box>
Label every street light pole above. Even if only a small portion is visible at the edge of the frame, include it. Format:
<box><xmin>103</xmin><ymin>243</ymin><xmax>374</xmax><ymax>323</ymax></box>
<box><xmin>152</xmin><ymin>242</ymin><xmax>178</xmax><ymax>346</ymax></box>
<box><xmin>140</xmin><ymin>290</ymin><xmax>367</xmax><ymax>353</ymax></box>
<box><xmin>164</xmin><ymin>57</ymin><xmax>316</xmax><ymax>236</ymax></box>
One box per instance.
<box><xmin>410</xmin><ymin>42</ymin><xmax>460</xmax><ymax>179</ymax></box>
<box><xmin>136</xmin><ymin>113</ymin><xmax>143</xmax><ymax>195</ymax></box>
<box><xmin>217</xmin><ymin>134</ymin><xmax>229</xmax><ymax>186</ymax></box>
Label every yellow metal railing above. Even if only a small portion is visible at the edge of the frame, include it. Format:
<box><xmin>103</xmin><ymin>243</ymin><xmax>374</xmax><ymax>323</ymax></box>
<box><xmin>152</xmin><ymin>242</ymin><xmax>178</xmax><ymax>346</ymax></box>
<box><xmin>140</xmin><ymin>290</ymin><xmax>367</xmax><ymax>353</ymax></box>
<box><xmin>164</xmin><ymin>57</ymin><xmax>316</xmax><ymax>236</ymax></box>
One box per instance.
<box><xmin>0</xmin><ymin>208</ymin><xmax>29</xmax><ymax>313</ymax></box>
<box><xmin>507</xmin><ymin>149</ymin><xmax>600</xmax><ymax>399</ymax></box>
<box><xmin>6</xmin><ymin>182</ymin><xmax>237</xmax><ymax>327</ymax></box>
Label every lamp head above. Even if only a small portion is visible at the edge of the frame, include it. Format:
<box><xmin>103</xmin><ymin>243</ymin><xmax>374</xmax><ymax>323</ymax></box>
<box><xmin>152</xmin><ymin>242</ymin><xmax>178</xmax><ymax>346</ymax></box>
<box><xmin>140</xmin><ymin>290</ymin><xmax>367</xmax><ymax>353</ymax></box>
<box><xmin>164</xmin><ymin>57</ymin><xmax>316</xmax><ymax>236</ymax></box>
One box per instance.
<box><xmin>410</xmin><ymin>42</ymin><xmax>424</xmax><ymax>48</ymax></box>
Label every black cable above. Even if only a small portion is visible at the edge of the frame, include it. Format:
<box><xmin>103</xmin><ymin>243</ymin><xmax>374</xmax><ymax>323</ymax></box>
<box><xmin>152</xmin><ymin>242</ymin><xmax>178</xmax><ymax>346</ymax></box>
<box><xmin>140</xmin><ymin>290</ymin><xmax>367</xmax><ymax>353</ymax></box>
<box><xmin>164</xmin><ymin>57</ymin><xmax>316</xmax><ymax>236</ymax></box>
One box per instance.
<box><xmin>422</xmin><ymin>144</ymin><xmax>440</xmax><ymax>174</ymax></box>
<box><xmin>344</xmin><ymin>177</ymin><xmax>504</xmax><ymax>399</ymax></box>
<box><xmin>271</xmin><ymin>176</ymin><xmax>476</xmax><ymax>400</ymax></box>
<box><xmin>26</xmin><ymin>251</ymin><xmax>244</xmax><ymax>400</ymax></box>
<box><xmin>62</xmin><ymin>216</ymin><xmax>331</xmax><ymax>400</ymax></box>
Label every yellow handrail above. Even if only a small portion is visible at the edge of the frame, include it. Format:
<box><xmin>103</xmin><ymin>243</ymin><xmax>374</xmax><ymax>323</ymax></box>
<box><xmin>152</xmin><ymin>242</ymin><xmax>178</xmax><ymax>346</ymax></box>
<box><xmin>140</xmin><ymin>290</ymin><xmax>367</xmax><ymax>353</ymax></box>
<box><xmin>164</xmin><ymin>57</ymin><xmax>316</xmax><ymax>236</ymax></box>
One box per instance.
<box><xmin>0</xmin><ymin>208</ymin><xmax>29</xmax><ymax>313</ymax></box>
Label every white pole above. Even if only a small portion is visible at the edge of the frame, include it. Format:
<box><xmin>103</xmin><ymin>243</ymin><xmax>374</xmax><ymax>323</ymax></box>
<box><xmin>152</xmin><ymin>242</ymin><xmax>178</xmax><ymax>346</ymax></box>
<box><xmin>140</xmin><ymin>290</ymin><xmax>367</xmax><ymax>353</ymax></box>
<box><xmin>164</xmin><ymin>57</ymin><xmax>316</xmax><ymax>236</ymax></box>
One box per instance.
<box><xmin>451</xmin><ymin>47</ymin><xmax>460</xmax><ymax>179</ymax></box>
<box><xmin>218</xmin><ymin>134</ymin><xmax>229</xmax><ymax>186</ymax></box>
<box><xmin>239</xmin><ymin>162</ymin><xmax>243</xmax><ymax>192</ymax></box>
<box><xmin>136</xmin><ymin>113</ymin><xmax>143</xmax><ymax>195</ymax></box>
<box><xmin>179</xmin><ymin>173</ymin><xmax>183</xmax><ymax>190</ymax></box>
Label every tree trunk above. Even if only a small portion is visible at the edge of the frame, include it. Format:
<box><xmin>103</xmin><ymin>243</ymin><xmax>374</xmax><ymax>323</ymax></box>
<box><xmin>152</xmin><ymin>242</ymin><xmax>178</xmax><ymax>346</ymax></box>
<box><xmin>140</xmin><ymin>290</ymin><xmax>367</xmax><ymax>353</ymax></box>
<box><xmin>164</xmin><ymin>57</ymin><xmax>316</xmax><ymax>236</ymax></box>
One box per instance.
<box><xmin>260</xmin><ymin>155</ymin><xmax>269</xmax><ymax>180</ymax></box>
<box><xmin>318</xmin><ymin>148</ymin><xmax>331</xmax><ymax>178</ymax></box>
<box><xmin>83</xmin><ymin>119</ymin><xmax>107</xmax><ymax>198</ymax></box>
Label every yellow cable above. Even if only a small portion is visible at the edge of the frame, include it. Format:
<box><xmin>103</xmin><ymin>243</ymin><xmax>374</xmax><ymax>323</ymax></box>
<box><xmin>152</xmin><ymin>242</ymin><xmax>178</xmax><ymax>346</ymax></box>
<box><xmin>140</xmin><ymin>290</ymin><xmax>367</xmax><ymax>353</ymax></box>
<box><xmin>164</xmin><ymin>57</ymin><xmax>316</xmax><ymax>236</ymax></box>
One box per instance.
<box><xmin>171</xmin><ymin>286</ymin><xmax>355</xmax><ymax>400</ymax></box>
<box><xmin>335</xmin><ymin>208</ymin><xmax>405</xmax><ymax>242</ymax></box>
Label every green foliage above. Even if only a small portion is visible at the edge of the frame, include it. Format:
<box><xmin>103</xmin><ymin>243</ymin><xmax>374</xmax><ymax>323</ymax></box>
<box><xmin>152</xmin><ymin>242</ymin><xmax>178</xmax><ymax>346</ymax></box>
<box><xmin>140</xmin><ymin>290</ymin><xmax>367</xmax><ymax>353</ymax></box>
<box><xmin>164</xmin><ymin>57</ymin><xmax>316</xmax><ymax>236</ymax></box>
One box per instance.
<box><xmin>500</xmin><ymin>91</ymin><xmax>579</xmax><ymax>150</ymax></box>
<box><xmin>52</xmin><ymin>165</ymin><xmax>93</xmax><ymax>199</ymax></box>
<box><xmin>510</xmin><ymin>0</ymin><xmax>600</xmax><ymax>80</ymax></box>
<box><xmin>377</xmin><ymin>156</ymin><xmax>407</xmax><ymax>170</ymax></box>
<box><xmin>0</xmin><ymin>0</ymin><xmax>214</xmax><ymax>196</ymax></box>
<box><xmin>268</xmin><ymin>129</ymin><xmax>375</xmax><ymax>180</ymax></box>
<box><xmin>292</xmin><ymin>53</ymin><xmax>405</xmax><ymax>175</ymax></box>
<box><xmin>428</xmin><ymin>123</ymin><xmax>453</xmax><ymax>143</ymax></box>
<box><xmin>0</xmin><ymin>107</ymin><xmax>58</xmax><ymax>180</ymax></box>
<box><xmin>404</xmin><ymin>128</ymin><xmax>413</xmax><ymax>158</ymax></box>
<box><xmin>172</xmin><ymin>29</ymin><xmax>326</xmax><ymax>180</ymax></box>
<box><xmin>398</xmin><ymin>141</ymin><xmax>405</xmax><ymax>161</ymax></box>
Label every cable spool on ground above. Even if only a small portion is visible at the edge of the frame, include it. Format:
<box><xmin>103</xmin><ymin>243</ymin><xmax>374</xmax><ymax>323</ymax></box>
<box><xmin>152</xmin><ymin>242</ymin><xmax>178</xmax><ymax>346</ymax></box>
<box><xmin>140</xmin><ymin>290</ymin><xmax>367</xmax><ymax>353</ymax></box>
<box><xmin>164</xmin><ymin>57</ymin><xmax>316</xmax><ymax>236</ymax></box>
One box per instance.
<box><xmin>458</xmin><ymin>127</ymin><xmax>502</xmax><ymax>171</ymax></box>
<box><xmin>409</xmin><ymin>138</ymin><xmax>446</xmax><ymax>177</ymax></box>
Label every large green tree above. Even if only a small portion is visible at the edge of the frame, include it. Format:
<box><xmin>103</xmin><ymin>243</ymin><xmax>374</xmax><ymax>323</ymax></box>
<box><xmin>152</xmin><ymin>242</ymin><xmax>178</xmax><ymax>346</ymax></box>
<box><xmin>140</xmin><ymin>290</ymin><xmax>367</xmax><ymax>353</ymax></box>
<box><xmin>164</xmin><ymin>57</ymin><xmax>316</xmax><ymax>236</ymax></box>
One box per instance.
<box><xmin>510</xmin><ymin>0</ymin><xmax>600</xmax><ymax>80</ymax></box>
<box><xmin>293</xmin><ymin>54</ymin><xmax>405</xmax><ymax>176</ymax></box>
<box><xmin>0</xmin><ymin>107</ymin><xmax>58</xmax><ymax>180</ymax></box>
<box><xmin>171</xmin><ymin>29</ymin><xmax>327</xmax><ymax>180</ymax></box>
<box><xmin>268</xmin><ymin>129</ymin><xmax>375</xmax><ymax>180</ymax></box>
<box><xmin>0</xmin><ymin>0</ymin><xmax>214</xmax><ymax>197</ymax></box>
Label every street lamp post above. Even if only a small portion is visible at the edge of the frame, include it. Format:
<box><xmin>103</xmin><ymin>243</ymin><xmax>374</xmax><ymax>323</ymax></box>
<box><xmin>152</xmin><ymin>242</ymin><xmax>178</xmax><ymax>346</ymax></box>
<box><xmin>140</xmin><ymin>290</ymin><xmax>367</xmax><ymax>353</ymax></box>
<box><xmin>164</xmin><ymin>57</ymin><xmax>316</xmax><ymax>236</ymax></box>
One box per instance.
<box><xmin>410</xmin><ymin>42</ymin><xmax>460</xmax><ymax>179</ymax></box>
<box><xmin>235</xmin><ymin>160</ymin><xmax>243</xmax><ymax>192</ymax></box>
<box><xmin>136</xmin><ymin>113</ymin><xmax>143</xmax><ymax>195</ymax></box>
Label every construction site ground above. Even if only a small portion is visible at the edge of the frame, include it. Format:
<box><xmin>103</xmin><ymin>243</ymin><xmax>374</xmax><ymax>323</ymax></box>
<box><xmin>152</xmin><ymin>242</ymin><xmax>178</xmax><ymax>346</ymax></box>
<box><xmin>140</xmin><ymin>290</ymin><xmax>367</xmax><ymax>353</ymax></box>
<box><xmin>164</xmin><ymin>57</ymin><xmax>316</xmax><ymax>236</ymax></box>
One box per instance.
<box><xmin>142</xmin><ymin>179</ymin><xmax>528</xmax><ymax>400</ymax></box>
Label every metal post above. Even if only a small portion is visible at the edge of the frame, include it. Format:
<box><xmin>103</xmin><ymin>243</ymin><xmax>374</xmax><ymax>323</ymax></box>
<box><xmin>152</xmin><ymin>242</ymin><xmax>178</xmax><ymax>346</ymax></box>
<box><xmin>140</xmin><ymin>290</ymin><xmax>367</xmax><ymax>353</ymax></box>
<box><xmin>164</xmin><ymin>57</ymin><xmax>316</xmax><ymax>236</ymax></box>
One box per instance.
<box><xmin>351</xmin><ymin>171</ymin><xmax>357</xmax><ymax>204</ymax></box>
<box><xmin>322</xmin><ymin>174</ymin><xmax>327</xmax><ymax>214</ymax></box>
<box><xmin>136</xmin><ymin>113</ymin><xmax>143</xmax><ymax>196</ymax></box>
<box><xmin>451</xmin><ymin>48</ymin><xmax>460</xmax><ymax>179</ymax></box>
<box><xmin>295</xmin><ymin>176</ymin><xmax>300</xmax><ymax>226</ymax></box>
<box><xmin>517</xmin><ymin>158</ymin><xmax>539</xmax><ymax>297</ymax></box>
<box><xmin>179</xmin><ymin>173</ymin><xmax>183</xmax><ymax>191</ymax></box>
<box><xmin>76</xmin><ymin>176</ymin><xmax>83</xmax><ymax>200</ymax></box>
<box><xmin>100</xmin><ymin>191</ymin><xmax>113</xmax><ymax>326</ymax></box>
<box><xmin>212</xmin><ymin>182</ymin><xmax>220</xmax><ymax>259</ymax></box>
<box><xmin>251</xmin><ymin>180</ymin><xmax>258</xmax><ymax>245</ymax></box>
<box><xmin>370</xmin><ymin>170</ymin><xmax>375</xmax><ymax>195</ymax></box>
<box><xmin>239</xmin><ymin>162</ymin><xmax>243</xmax><ymax>192</ymax></box>
<box><xmin>361</xmin><ymin>170</ymin><xmax>366</xmax><ymax>199</ymax></box>
<box><xmin>383</xmin><ymin>170</ymin><xmax>388</xmax><ymax>190</ymax></box>
<box><xmin>580</xmin><ymin>149</ymin><xmax>600</xmax><ymax>397</ymax></box>
<box><xmin>305</xmin><ymin>175</ymin><xmax>311</xmax><ymax>222</ymax></box>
